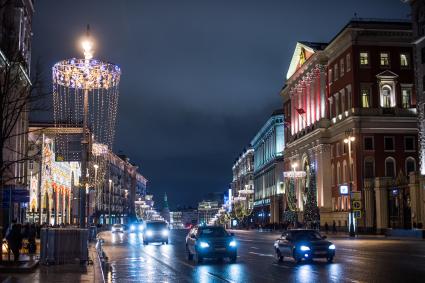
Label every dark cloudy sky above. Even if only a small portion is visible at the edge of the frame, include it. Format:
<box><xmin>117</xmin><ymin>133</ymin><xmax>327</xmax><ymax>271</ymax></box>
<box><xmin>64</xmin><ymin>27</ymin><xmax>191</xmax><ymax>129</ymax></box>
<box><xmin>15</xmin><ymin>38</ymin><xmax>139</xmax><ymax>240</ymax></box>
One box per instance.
<box><xmin>32</xmin><ymin>0</ymin><xmax>409</xmax><ymax>208</ymax></box>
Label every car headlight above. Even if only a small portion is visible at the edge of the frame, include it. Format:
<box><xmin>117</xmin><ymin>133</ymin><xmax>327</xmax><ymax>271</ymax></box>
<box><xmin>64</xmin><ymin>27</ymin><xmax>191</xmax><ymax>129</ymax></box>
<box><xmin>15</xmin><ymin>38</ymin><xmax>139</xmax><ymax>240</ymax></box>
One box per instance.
<box><xmin>229</xmin><ymin>240</ymin><xmax>237</xmax><ymax>247</ymax></box>
<box><xmin>130</xmin><ymin>225</ymin><xmax>135</xmax><ymax>231</ymax></box>
<box><xmin>199</xmin><ymin>241</ymin><xmax>209</xmax><ymax>248</ymax></box>
<box><xmin>299</xmin><ymin>245</ymin><xmax>310</xmax><ymax>251</ymax></box>
<box><xmin>162</xmin><ymin>229</ymin><xmax>169</xmax><ymax>236</ymax></box>
<box><xmin>139</xmin><ymin>225</ymin><xmax>144</xmax><ymax>231</ymax></box>
<box><xmin>328</xmin><ymin>244</ymin><xmax>336</xmax><ymax>250</ymax></box>
<box><xmin>146</xmin><ymin>230</ymin><xmax>153</xmax><ymax>237</ymax></box>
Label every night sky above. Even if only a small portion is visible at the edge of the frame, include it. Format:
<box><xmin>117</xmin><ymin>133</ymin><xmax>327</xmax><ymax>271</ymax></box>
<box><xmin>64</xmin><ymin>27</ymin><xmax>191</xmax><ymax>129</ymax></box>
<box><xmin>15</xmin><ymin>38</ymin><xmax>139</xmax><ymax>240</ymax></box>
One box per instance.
<box><xmin>32</xmin><ymin>0</ymin><xmax>409</xmax><ymax>209</ymax></box>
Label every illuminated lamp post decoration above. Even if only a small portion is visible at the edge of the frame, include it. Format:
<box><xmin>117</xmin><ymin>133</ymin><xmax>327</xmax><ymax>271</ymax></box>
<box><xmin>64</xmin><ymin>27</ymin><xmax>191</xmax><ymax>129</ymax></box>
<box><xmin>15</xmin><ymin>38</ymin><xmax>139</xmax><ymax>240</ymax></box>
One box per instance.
<box><xmin>303</xmin><ymin>162</ymin><xmax>320</xmax><ymax>227</ymax></box>
<box><xmin>52</xmin><ymin>26</ymin><xmax>121</xmax><ymax>227</ymax></box>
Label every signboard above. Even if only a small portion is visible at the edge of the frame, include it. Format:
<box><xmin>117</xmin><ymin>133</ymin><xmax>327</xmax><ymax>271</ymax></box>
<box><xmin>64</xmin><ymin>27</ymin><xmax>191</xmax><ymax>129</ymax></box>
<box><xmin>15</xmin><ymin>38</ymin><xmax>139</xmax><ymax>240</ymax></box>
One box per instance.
<box><xmin>253</xmin><ymin>198</ymin><xmax>271</xmax><ymax>207</ymax></box>
<box><xmin>339</xmin><ymin>185</ymin><xmax>349</xmax><ymax>195</ymax></box>
<box><xmin>283</xmin><ymin>171</ymin><xmax>306</xmax><ymax>178</ymax></box>
<box><xmin>351</xmin><ymin>192</ymin><xmax>361</xmax><ymax>201</ymax></box>
<box><xmin>353</xmin><ymin>210</ymin><xmax>362</xmax><ymax>219</ymax></box>
<box><xmin>352</xmin><ymin>201</ymin><xmax>362</xmax><ymax>210</ymax></box>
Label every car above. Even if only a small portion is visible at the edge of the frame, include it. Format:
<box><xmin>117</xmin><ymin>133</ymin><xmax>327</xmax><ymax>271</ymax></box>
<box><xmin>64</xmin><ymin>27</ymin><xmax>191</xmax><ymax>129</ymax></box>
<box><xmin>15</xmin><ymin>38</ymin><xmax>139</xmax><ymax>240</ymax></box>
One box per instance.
<box><xmin>129</xmin><ymin>221</ymin><xmax>144</xmax><ymax>233</ymax></box>
<box><xmin>143</xmin><ymin>221</ymin><xmax>169</xmax><ymax>245</ymax></box>
<box><xmin>185</xmin><ymin>225</ymin><xmax>237</xmax><ymax>264</ymax></box>
<box><xmin>274</xmin><ymin>229</ymin><xmax>335</xmax><ymax>264</ymax></box>
<box><xmin>111</xmin><ymin>223</ymin><xmax>124</xmax><ymax>233</ymax></box>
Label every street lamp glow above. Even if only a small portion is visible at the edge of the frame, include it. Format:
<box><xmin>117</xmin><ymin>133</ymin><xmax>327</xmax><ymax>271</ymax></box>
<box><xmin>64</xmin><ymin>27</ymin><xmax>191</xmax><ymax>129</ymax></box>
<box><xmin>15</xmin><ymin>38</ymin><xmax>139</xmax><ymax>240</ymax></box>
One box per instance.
<box><xmin>291</xmin><ymin>163</ymin><xmax>298</xmax><ymax>169</ymax></box>
<box><xmin>109</xmin><ymin>179</ymin><xmax>112</xmax><ymax>184</ymax></box>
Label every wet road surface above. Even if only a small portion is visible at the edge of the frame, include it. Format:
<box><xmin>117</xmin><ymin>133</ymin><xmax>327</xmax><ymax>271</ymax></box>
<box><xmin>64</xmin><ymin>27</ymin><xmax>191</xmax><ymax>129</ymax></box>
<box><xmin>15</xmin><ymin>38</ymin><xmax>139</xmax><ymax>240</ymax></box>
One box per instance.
<box><xmin>100</xmin><ymin>230</ymin><xmax>425</xmax><ymax>283</ymax></box>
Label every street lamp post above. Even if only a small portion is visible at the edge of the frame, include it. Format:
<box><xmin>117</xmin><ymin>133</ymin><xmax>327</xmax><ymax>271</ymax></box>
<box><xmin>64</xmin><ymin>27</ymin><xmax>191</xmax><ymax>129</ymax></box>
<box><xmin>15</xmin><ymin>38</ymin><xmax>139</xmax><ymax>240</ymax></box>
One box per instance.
<box><xmin>344</xmin><ymin>130</ymin><xmax>356</xmax><ymax>237</ymax></box>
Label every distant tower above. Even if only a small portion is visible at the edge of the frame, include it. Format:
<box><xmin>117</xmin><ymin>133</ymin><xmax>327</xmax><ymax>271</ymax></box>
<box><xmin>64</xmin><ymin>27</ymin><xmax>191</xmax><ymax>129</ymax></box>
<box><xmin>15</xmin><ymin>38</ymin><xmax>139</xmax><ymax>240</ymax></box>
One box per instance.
<box><xmin>161</xmin><ymin>193</ymin><xmax>170</xmax><ymax>223</ymax></box>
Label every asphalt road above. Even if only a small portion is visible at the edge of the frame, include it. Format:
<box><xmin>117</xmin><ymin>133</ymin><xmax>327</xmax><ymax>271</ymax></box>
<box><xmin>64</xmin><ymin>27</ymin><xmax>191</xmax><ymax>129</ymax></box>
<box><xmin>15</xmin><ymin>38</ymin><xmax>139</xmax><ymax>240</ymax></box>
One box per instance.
<box><xmin>99</xmin><ymin>229</ymin><xmax>425</xmax><ymax>283</ymax></box>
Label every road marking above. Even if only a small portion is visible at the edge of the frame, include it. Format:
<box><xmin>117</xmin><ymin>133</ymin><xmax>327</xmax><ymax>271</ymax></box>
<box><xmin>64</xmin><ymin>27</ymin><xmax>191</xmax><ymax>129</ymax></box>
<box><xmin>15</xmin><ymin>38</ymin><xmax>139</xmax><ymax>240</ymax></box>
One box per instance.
<box><xmin>161</xmin><ymin>252</ymin><xmax>171</xmax><ymax>259</ymax></box>
<box><xmin>207</xmin><ymin>272</ymin><xmax>236</xmax><ymax>283</ymax></box>
<box><xmin>248</xmin><ymin>251</ymin><xmax>274</xmax><ymax>257</ymax></box>
<box><xmin>250</xmin><ymin>246</ymin><xmax>259</xmax><ymax>249</ymax></box>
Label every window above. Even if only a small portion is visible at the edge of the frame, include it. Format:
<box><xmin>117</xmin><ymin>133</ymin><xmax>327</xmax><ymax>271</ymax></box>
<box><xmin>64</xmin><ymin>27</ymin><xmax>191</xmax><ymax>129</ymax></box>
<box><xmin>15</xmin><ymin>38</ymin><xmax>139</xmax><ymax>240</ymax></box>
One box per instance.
<box><xmin>364</xmin><ymin>158</ymin><xmax>375</xmax><ymax>178</ymax></box>
<box><xmin>331</xmin><ymin>164</ymin><xmax>335</xmax><ymax>186</ymax></box>
<box><xmin>364</xmin><ymin>136</ymin><xmax>374</xmax><ymax>150</ymax></box>
<box><xmin>385</xmin><ymin>157</ymin><xmax>396</xmax><ymax>178</ymax></box>
<box><xmin>331</xmin><ymin>145</ymin><xmax>334</xmax><ymax>158</ymax></box>
<box><xmin>380</xmin><ymin>52</ymin><xmax>390</xmax><ymax>66</ymax></box>
<box><xmin>337</xmin><ymin>162</ymin><xmax>341</xmax><ymax>184</ymax></box>
<box><xmin>384</xmin><ymin>136</ymin><xmax>395</xmax><ymax>151</ymax></box>
<box><xmin>346</xmin><ymin>53</ymin><xmax>351</xmax><ymax>72</ymax></box>
<box><xmin>401</xmin><ymin>88</ymin><xmax>411</xmax><ymax>108</ymax></box>
<box><xmin>405</xmin><ymin>157</ymin><xmax>416</xmax><ymax>176</ymax></box>
<box><xmin>29</xmin><ymin>160</ymin><xmax>34</xmax><ymax>170</ymax></box>
<box><xmin>328</xmin><ymin>69</ymin><xmax>333</xmax><ymax>86</ymax></box>
<box><xmin>361</xmin><ymin>87</ymin><xmax>370</xmax><ymax>108</ymax></box>
<box><xmin>360</xmin><ymin>52</ymin><xmax>369</xmax><ymax>65</ymax></box>
<box><xmin>400</xmin><ymin>53</ymin><xmax>409</xmax><ymax>68</ymax></box>
<box><xmin>404</xmin><ymin>136</ymin><xmax>415</xmax><ymax>151</ymax></box>
<box><xmin>343</xmin><ymin>142</ymin><xmax>347</xmax><ymax>154</ymax></box>
<box><xmin>340</xmin><ymin>58</ymin><xmax>345</xmax><ymax>77</ymax></box>
<box><xmin>381</xmin><ymin>85</ymin><xmax>392</xmax><ymax>108</ymax></box>
<box><xmin>334</xmin><ymin>64</ymin><xmax>338</xmax><ymax>81</ymax></box>
<box><xmin>336</xmin><ymin>143</ymin><xmax>340</xmax><ymax>156</ymax></box>
<box><xmin>343</xmin><ymin>161</ymin><xmax>347</xmax><ymax>182</ymax></box>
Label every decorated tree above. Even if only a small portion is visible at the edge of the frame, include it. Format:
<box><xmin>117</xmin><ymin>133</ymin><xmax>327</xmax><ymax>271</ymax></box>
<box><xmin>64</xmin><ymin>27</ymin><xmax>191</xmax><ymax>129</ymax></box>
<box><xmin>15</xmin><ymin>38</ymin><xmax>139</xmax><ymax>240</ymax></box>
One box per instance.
<box><xmin>283</xmin><ymin>177</ymin><xmax>297</xmax><ymax>223</ymax></box>
<box><xmin>303</xmin><ymin>164</ymin><xmax>320</xmax><ymax>226</ymax></box>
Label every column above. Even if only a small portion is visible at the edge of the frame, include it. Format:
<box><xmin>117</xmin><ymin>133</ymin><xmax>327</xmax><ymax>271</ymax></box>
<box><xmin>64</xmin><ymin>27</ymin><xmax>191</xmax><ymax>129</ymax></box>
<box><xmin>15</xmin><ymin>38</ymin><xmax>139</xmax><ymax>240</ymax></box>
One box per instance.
<box><xmin>317</xmin><ymin>144</ymin><xmax>331</xmax><ymax>209</ymax></box>
<box><xmin>374</xmin><ymin>177</ymin><xmax>391</xmax><ymax>232</ymax></box>
<box><xmin>318</xmin><ymin>65</ymin><xmax>327</xmax><ymax>119</ymax></box>
<box><xmin>364</xmin><ymin>180</ymin><xmax>375</xmax><ymax>231</ymax></box>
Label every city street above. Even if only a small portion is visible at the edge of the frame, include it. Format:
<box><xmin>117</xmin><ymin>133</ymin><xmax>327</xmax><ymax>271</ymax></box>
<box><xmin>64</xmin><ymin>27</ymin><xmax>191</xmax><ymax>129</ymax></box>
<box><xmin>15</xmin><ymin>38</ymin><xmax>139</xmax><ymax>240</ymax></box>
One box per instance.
<box><xmin>100</xmin><ymin>230</ymin><xmax>425</xmax><ymax>283</ymax></box>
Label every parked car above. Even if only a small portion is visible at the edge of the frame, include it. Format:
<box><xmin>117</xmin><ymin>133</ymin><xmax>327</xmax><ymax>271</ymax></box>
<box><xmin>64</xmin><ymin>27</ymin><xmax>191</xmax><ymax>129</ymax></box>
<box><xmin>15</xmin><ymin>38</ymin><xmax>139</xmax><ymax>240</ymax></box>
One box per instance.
<box><xmin>274</xmin><ymin>229</ymin><xmax>335</xmax><ymax>263</ymax></box>
<box><xmin>185</xmin><ymin>226</ymin><xmax>237</xmax><ymax>263</ymax></box>
<box><xmin>143</xmin><ymin>221</ymin><xmax>169</xmax><ymax>245</ymax></box>
<box><xmin>111</xmin><ymin>223</ymin><xmax>124</xmax><ymax>233</ymax></box>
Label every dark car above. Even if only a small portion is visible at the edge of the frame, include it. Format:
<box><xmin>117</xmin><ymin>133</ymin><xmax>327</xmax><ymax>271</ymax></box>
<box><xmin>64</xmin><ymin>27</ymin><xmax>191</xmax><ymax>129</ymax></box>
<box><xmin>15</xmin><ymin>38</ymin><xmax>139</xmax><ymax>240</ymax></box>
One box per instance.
<box><xmin>274</xmin><ymin>229</ymin><xmax>335</xmax><ymax>263</ymax></box>
<box><xmin>185</xmin><ymin>226</ymin><xmax>237</xmax><ymax>263</ymax></box>
<box><xmin>143</xmin><ymin>221</ymin><xmax>169</xmax><ymax>245</ymax></box>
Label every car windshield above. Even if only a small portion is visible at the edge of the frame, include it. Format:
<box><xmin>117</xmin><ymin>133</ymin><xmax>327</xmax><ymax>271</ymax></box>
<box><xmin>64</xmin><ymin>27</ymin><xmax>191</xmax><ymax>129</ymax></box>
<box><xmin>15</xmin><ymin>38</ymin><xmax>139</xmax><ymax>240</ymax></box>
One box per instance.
<box><xmin>199</xmin><ymin>227</ymin><xmax>228</xmax><ymax>238</ymax></box>
<box><xmin>291</xmin><ymin>231</ymin><xmax>323</xmax><ymax>241</ymax></box>
<box><xmin>146</xmin><ymin>222</ymin><xmax>167</xmax><ymax>230</ymax></box>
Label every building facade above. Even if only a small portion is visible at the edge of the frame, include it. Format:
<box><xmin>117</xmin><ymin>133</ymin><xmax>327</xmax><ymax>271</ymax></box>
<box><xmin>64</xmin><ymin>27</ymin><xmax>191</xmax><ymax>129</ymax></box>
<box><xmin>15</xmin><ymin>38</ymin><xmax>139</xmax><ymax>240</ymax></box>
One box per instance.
<box><xmin>0</xmin><ymin>0</ymin><xmax>34</xmax><ymax>228</ymax></box>
<box><xmin>281</xmin><ymin>19</ymin><xmax>418</xmax><ymax>232</ymax></box>
<box><xmin>251</xmin><ymin>110</ymin><xmax>285</xmax><ymax>224</ymax></box>
<box><xmin>198</xmin><ymin>200</ymin><xmax>219</xmax><ymax>225</ymax></box>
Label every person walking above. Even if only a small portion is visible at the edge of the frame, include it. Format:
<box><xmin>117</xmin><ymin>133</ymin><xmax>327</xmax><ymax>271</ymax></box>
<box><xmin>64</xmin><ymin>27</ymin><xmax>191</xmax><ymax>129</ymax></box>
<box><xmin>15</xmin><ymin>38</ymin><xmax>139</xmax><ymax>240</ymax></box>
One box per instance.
<box><xmin>324</xmin><ymin>222</ymin><xmax>329</xmax><ymax>234</ymax></box>
<box><xmin>332</xmin><ymin>220</ymin><xmax>337</xmax><ymax>234</ymax></box>
<box><xmin>6</xmin><ymin>222</ymin><xmax>23</xmax><ymax>262</ymax></box>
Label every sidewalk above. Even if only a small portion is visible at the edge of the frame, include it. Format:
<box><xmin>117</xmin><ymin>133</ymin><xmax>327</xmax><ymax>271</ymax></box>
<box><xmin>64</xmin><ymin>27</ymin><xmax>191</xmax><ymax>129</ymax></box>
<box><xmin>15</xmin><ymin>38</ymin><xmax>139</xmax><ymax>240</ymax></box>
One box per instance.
<box><xmin>0</xmin><ymin>244</ymin><xmax>103</xmax><ymax>283</ymax></box>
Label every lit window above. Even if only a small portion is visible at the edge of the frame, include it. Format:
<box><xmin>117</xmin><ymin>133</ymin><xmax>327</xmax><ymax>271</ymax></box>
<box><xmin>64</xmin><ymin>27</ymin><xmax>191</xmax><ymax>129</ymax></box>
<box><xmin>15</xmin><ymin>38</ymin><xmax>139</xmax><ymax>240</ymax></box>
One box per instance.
<box><xmin>340</xmin><ymin>58</ymin><xmax>344</xmax><ymax>77</ymax></box>
<box><xmin>401</xmin><ymin>88</ymin><xmax>411</xmax><ymax>108</ymax></box>
<box><xmin>380</xmin><ymin>52</ymin><xmax>390</xmax><ymax>66</ymax></box>
<box><xmin>381</xmin><ymin>85</ymin><xmax>392</xmax><ymax>108</ymax></box>
<box><xmin>361</xmin><ymin>88</ymin><xmax>370</xmax><ymax>108</ymax></box>
<box><xmin>360</xmin><ymin>52</ymin><xmax>369</xmax><ymax>65</ymax></box>
<box><xmin>400</xmin><ymin>53</ymin><xmax>409</xmax><ymax>67</ymax></box>
<box><xmin>346</xmin><ymin>53</ymin><xmax>351</xmax><ymax>71</ymax></box>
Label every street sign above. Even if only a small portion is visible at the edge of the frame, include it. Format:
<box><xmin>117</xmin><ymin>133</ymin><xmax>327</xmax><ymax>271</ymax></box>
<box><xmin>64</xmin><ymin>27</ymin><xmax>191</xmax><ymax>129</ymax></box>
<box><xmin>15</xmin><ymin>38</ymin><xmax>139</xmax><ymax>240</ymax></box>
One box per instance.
<box><xmin>351</xmin><ymin>192</ymin><xmax>361</xmax><ymax>200</ymax></box>
<box><xmin>339</xmin><ymin>185</ymin><xmax>349</xmax><ymax>195</ymax></box>
<box><xmin>353</xmin><ymin>210</ymin><xmax>362</xmax><ymax>219</ymax></box>
<box><xmin>352</xmin><ymin>200</ymin><xmax>362</xmax><ymax>210</ymax></box>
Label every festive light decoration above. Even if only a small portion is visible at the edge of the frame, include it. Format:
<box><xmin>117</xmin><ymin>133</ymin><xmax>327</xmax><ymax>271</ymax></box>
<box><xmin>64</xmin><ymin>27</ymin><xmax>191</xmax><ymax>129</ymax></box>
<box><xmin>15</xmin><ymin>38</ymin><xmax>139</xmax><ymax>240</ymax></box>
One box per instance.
<box><xmin>303</xmin><ymin>163</ymin><xmax>320</xmax><ymax>226</ymax></box>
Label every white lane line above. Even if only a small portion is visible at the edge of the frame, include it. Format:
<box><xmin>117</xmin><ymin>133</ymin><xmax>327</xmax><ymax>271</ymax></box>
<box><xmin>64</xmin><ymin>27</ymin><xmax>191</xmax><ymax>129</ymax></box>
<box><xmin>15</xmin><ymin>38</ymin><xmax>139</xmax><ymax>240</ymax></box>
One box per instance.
<box><xmin>250</xmin><ymin>247</ymin><xmax>259</xmax><ymax>250</ymax></box>
<box><xmin>161</xmin><ymin>252</ymin><xmax>171</xmax><ymax>259</ymax></box>
<box><xmin>238</xmin><ymin>239</ymin><xmax>254</xmax><ymax>242</ymax></box>
<box><xmin>248</xmin><ymin>251</ymin><xmax>274</xmax><ymax>257</ymax></box>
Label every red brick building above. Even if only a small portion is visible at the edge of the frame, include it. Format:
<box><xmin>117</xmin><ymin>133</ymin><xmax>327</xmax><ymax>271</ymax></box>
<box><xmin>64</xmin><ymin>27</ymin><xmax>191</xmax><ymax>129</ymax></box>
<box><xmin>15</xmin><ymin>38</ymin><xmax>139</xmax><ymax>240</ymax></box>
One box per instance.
<box><xmin>281</xmin><ymin>19</ymin><xmax>419</xmax><ymax>233</ymax></box>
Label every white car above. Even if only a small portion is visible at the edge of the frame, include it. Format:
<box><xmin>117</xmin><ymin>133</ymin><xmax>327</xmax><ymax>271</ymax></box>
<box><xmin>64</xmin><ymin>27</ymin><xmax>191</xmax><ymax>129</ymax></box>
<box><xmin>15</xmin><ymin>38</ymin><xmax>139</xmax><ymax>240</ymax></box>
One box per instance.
<box><xmin>112</xmin><ymin>223</ymin><xmax>124</xmax><ymax>233</ymax></box>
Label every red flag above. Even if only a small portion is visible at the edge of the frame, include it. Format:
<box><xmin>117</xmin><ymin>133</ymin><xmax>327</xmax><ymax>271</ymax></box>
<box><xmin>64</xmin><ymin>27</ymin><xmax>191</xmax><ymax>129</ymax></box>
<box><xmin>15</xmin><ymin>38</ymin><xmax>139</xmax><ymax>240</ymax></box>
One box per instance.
<box><xmin>296</xmin><ymin>108</ymin><xmax>306</xmax><ymax>115</ymax></box>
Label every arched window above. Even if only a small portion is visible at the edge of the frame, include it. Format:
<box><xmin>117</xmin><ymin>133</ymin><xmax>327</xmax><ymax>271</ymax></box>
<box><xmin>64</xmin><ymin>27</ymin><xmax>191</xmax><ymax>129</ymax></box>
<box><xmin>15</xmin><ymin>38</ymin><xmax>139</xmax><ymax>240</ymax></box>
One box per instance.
<box><xmin>405</xmin><ymin>157</ymin><xmax>416</xmax><ymax>176</ymax></box>
<box><xmin>381</xmin><ymin>85</ymin><xmax>392</xmax><ymax>108</ymax></box>
<box><xmin>385</xmin><ymin>157</ymin><xmax>396</xmax><ymax>178</ymax></box>
<box><xmin>364</xmin><ymin>157</ymin><xmax>375</xmax><ymax>179</ymax></box>
<box><xmin>331</xmin><ymin>164</ymin><xmax>335</xmax><ymax>186</ymax></box>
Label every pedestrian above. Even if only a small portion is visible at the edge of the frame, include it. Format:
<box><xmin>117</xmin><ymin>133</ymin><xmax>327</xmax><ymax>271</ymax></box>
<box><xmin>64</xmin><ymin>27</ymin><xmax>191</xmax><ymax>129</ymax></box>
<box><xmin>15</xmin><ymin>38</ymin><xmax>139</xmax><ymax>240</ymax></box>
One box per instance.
<box><xmin>324</xmin><ymin>222</ymin><xmax>329</xmax><ymax>234</ymax></box>
<box><xmin>6</xmin><ymin>221</ymin><xmax>23</xmax><ymax>262</ymax></box>
<box><xmin>332</xmin><ymin>220</ymin><xmax>337</xmax><ymax>234</ymax></box>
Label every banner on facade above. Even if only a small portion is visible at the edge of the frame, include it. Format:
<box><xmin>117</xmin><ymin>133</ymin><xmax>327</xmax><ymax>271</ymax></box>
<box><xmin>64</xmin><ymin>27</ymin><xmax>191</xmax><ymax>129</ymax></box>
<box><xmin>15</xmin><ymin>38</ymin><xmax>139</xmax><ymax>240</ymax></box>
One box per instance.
<box><xmin>283</xmin><ymin>171</ymin><xmax>306</xmax><ymax>178</ymax></box>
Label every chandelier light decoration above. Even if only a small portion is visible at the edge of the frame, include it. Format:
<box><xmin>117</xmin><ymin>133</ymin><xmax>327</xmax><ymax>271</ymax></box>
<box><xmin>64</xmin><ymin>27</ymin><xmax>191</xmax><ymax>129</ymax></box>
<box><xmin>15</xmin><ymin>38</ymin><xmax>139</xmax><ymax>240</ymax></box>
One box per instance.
<box><xmin>52</xmin><ymin>27</ymin><xmax>121</xmax><ymax>207</ymax></box>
